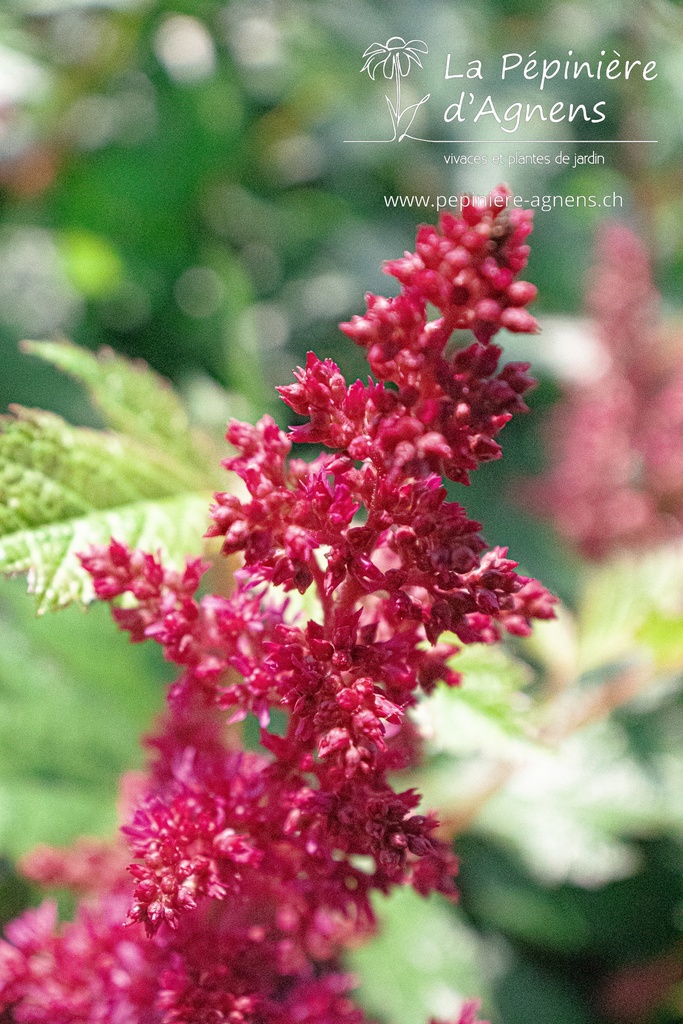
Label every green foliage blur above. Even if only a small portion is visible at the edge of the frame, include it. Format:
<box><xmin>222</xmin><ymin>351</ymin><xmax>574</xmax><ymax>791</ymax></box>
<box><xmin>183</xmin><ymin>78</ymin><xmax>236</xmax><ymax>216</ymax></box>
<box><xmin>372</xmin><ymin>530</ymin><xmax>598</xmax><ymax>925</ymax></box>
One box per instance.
<box><xmin>1</xmin><ymin>1</ymin><xmax>683</xmax><ymax>1022</ymax></box>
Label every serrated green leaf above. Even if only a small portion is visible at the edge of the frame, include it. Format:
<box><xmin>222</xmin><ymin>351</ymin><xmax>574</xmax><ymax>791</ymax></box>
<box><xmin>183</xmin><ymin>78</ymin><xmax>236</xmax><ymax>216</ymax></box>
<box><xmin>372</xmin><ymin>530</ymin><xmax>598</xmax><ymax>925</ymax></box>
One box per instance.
<box><xmin>415</xmin><ymin>642</ymin><xmax>534</xmax><ymax>757</ymax></box>
<box><xmin>473</xmin><ymin>717</ymin><xmax>683</xmax><ymax>888</ymax></box>
<box><xmin>0</xmin><ymin>406</ymin><xmax>213</xmax><ymax>611</ymax></box>
<box><xmin>452</xmin><ymin>644</ymin><xmax>533</xmax><ymax>726</ymax></box>
<box><xmin>348</xmin><ymin>887</ymin><xmax>491</xmax><ymax>1024</ymax></box>
<box><xmin>22</xmin><ymin>339</ymin><xmax>219</xmax><ymax>474</ymax></box>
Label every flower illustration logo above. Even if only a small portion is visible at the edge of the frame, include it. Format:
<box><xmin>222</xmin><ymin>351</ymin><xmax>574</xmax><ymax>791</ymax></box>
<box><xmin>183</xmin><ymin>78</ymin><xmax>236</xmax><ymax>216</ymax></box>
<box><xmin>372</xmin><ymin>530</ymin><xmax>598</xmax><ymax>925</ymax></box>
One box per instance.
<box><xmin>361</xmin><ymin>37</ymin><xmax>430</xmax><ymax>141</ymax></box>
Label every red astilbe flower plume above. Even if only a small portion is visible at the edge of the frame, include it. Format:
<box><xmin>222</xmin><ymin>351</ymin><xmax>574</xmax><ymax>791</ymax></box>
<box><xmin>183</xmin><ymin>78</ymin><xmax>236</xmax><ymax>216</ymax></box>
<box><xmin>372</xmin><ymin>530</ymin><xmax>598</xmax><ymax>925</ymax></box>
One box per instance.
<box><xmin>524</xmin><ymin>223</ymin><xmax>683</xmax><ymax>559</ymax></box>
<box><xmin>0</xmin><ymin>188</ymin><xmax>553</xmax><ymax>1023</ymax></box>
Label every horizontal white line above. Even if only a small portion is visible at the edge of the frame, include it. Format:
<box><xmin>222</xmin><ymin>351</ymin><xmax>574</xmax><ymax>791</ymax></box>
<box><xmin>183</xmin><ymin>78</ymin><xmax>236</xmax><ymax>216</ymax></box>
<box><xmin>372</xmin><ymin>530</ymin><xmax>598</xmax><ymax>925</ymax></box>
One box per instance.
<box><xmin>344</xmin><ymin>139</ymin><xmax>657</xmax><ymax>144</ymax></box>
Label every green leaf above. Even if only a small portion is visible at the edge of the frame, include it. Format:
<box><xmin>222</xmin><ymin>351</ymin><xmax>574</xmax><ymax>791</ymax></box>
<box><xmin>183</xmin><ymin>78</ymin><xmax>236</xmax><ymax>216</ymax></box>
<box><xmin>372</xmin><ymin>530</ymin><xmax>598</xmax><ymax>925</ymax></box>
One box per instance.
<box><xmin>22</xmin><ymin>339</ymin><xmax>219</xmax><ymax>475</ymax></box>
<box><xmin>0</xmin><ymin>579</ymin><xmax>165</xmax><ymax>856</ymax></box>
<box><xmin>415</xmin><ymin>642</ymin><xmax>534</xmax><ymax>757</ymax></box>
<box><xmin>577</xmin><ymin>545</ymin><xmax>683</xmax><ymax>673</ymax></box>
<box><xmin>348</xmin><ymin>887</ymin><xmax>491</xmax><ymax>1024</ymax></box>
<box><xmin>473</xmin><ymin>717</ymin><xmax>683</xmax><ymax>889</ymax></box>
<box><xmin>0</xmin><ymin>406</ymin><xmax>212</xmax><ymax>611</ymax></box>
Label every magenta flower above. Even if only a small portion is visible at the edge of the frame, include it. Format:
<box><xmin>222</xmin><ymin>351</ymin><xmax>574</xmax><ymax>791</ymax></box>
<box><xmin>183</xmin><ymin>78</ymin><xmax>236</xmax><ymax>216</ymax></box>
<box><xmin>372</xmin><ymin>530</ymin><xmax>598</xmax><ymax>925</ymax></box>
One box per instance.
<box><xmin>523</xmin><ymin>223</ymin><xmax>683</xmax><ymax>559</ymax></box>
<box><xmin>0</xmin><ymin>189</ymin><xmax>551</xmax><ymax>1023</ymax></box>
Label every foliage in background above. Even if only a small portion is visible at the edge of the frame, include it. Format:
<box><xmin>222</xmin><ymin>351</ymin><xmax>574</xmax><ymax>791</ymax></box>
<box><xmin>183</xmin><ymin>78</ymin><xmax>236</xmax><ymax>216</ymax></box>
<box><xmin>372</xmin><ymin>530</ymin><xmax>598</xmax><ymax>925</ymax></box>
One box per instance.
<box><xmin>0</xmin><ymin>0</ymin><xmax>683</xmax><ymax>1022</ymax></box>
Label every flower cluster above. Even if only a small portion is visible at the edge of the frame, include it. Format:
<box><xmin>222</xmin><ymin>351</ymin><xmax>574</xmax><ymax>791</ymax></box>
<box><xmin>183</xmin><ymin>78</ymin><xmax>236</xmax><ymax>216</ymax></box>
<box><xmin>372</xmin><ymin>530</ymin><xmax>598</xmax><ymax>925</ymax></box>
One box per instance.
<box><xmin>526</xmin><ymin>223</ymin><xmax>683</xmax><ymax>558</ymax></box>
<box><xmin>0</xmin><ymin>188</ymin><xmax>551</xmax><ymax>1023</ymax></box>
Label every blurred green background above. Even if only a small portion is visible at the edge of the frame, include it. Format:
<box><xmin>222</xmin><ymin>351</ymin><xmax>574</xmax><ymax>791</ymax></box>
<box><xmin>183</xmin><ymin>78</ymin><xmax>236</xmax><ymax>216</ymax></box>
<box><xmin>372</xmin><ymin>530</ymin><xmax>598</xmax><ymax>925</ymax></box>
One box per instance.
<box><xmin>1</xmin><ymin>0</ymin><xmax>683</xmax><ymax>1022</ymax></box>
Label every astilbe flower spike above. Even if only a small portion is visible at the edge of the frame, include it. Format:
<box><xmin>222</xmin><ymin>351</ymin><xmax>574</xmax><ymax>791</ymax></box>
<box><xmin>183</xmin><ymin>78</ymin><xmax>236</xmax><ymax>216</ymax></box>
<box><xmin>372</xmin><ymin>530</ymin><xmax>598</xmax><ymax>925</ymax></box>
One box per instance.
<box><xmin>525</xmin><ymin>223</ymin><xmax>683</xmax><ymax>558</ymax></box>
<box><xmin>0</xmin><ymin>187</ymin><xmax>553</xmax><ymax>1023</ymax></box>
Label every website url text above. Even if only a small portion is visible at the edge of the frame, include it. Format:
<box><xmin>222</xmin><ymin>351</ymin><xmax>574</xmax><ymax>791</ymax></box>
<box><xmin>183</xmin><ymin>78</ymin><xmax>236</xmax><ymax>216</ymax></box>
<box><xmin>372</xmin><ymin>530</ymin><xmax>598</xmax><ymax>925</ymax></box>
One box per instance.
<box><xmin>384</xmin><ymin>192</ymin><xmax>623</xmax><ymax>213</ymax></box>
